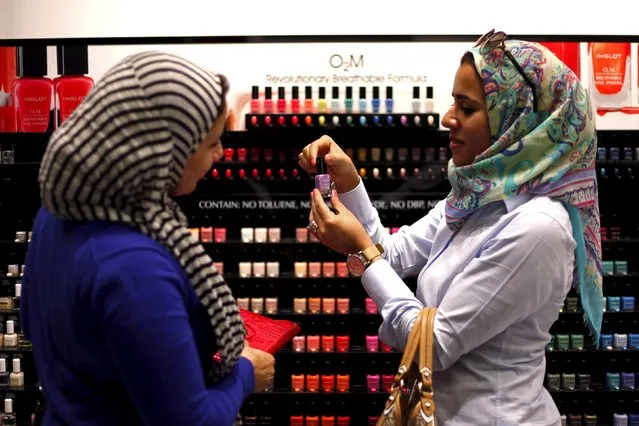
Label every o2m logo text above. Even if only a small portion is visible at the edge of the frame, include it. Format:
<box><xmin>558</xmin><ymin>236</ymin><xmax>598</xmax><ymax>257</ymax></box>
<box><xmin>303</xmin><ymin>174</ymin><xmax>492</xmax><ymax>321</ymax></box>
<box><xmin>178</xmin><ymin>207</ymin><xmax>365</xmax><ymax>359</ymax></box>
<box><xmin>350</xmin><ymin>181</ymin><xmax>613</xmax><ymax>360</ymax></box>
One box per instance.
<box><xmin>329</xmin><ymin>54</ymin><xmax>364</xmax><ymax>72</ymax></box>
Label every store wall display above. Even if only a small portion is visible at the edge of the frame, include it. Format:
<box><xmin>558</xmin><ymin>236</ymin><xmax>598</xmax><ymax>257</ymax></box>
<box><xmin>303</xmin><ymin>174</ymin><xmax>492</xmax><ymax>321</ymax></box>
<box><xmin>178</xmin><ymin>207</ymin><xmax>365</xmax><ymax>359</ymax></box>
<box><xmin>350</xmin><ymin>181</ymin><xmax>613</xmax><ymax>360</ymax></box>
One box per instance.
<box><xmin>1</xmin><ymin>32</ymin><xmax>639</xmax><ymax>425</ymax></box>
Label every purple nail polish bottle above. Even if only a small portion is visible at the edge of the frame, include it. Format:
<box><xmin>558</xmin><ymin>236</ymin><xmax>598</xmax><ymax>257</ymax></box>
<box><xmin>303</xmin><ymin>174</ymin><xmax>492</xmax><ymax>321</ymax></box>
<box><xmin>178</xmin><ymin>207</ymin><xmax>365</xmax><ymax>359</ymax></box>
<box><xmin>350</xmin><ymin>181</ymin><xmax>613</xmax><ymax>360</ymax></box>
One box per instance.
<box><xmin>315</xmin><ymin>156</ymin><xmax>335</xmax><ymax>211</ymax></box>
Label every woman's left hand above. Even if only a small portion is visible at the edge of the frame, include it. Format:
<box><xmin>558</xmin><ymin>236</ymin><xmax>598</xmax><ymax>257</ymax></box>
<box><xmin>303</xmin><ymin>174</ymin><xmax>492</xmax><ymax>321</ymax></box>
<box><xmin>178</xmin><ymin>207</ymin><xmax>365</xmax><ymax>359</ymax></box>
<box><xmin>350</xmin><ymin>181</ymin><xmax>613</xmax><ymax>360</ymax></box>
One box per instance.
<box><xmin>309</xmin><ymin>189</ymin><xmax>373</xmax><ymax>255</ymax></box>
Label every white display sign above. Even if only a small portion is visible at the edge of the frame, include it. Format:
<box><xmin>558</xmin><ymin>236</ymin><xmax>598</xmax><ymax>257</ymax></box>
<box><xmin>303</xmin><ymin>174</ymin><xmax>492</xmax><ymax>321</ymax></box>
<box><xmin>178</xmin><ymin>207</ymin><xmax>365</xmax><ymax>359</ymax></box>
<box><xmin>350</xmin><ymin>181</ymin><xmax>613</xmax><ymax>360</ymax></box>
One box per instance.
<box><xmin>0</xmin><ymin>0</ymin><xmax>637</xmax><ymax>39</ymax></box>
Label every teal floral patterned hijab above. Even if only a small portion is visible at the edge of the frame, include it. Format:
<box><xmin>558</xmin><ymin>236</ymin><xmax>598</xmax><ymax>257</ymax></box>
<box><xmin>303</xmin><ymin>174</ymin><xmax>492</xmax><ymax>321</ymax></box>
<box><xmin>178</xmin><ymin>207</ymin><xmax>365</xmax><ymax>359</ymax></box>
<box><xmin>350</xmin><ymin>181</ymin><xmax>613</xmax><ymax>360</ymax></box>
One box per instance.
<box><xmin>445</xmin><ymin>30</ymin><xmax>604</xmax><ymax>344</ymax></box>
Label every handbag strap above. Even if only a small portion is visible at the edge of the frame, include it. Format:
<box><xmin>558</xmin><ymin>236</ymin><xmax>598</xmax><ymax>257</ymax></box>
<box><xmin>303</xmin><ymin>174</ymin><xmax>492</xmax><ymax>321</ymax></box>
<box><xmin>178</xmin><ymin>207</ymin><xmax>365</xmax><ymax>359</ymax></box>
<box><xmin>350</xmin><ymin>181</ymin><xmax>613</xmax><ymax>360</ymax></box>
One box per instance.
<box><xmin>392</xmin><ymin>309</ymin><xmax>425</xmax><ymax>386</ymax></box>
<box><xmin>418</xmin><ymin>307</ymin><xmax>438</xmax><ymax>419</ymax></box>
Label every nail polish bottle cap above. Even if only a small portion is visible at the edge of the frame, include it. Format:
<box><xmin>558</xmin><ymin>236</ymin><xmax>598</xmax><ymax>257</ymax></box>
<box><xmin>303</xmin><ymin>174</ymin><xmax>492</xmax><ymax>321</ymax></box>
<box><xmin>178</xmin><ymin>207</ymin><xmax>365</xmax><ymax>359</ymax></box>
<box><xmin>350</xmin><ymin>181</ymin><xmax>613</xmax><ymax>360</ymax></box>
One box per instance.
<box><xmin>332</xmin><ymin>86</ymin><xmax>339</xmax><ymax>99</ymax></box>
<box><xmin>14</xmin><ymin>284</ymin><xmax>21</xmax><ymax>298</ymax></box>
<box><xmin>305</xmin><ymin>86</ymin><xmax>312</xmax><ymax>99</ymax></box>
<box><xmin>278</xmin><ymin>87</ymin><xmax>285</xmax><ymax>98</ymax></box>
<box><xmin>359</xmin><ymin>87</ymin><xmax>366</xmax><ymax>98</ymax></box>
<box><xmin>319</xmin><ymin>87</ymin><xmax>326</xmax><ymax>98</ymax></box>
<box><xmin>12</xmin><ymin>358</ymin><xmax>20</xmax><ymax>373</ymax></box>
<box><xmin>6</xmin><ymin>320</ymin><xmax>14</xmax><ymax>335</ymax></box>
<box><xmin>413</xmin><ymin>86</ymin><xmax>420</xmax><ymax>98</ymax></box>
<box><xmin>316</xmin><ymin>156</ymin><xmax>328</xmax><ymax>175</ymax></box>
<box><xmin>386</xmin><ymin>86</ymin><xmax>393</xmax><ymax>98</ymax></box>
<box><xmin>291</xmin><ymin>86</ymin><xmax>299</xmax><ymax>99</ymax></box>
<box><xmin>264</xmin><ymin>87</ymin><xmax>272</xmax><ymax>99</ymax></box>
<box><xmin>56</xmin><ymin>45</ymin><xmax>89</xmax><ymax>76</ymax></box>
<box><xmin>373</xmin><ymin>86</ymin><xmax>380</xmax><ymax>98</ymax></box>
<box><xmin>16</xmin><ymin>46</ymin><xmax>48</xmax><ymax>78</ymax></box>
<box><xmin>0</xmin><ymin>358</ymin><xmax>5</xmax><ymax>373</ymax></box>
<box><xmin>426</xmin><ymin>86</ymin><xmax>434</xmax><ymax>99</ymax></box>
<box><xmin>345</xmin><ymin>86</ymin><xmax>353</xmax><ymax>98</ymax></box>
<box><xmin>251</xmin><ymin>86</ymin><xmax>259</xmax><ymax>99</ymax></box>
<box><xmin>4</xmin><ymin>399</ymin><xmax>11</xmax><ymax>415</ymax></box>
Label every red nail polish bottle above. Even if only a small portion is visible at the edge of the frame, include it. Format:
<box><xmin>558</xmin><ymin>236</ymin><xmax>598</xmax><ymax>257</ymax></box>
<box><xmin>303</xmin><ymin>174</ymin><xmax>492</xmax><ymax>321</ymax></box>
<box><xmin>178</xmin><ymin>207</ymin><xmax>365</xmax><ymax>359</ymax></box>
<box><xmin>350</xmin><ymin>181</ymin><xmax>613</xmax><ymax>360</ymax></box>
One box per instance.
<box><xmin>306</xmin><ymin>416</ymin><xmax>320</xmax><ymax>426</ymax></box>
<box><xmin>237</xmin><ymin>148</ymin><xmax>247</xmax><ymax>162</ymax></box>
<box><xmin>250</xmin><ymin>86</ymin><xmax>260</xmax><ymax>113</ymax></box>
<box><xmin>211</xmin><ymin>169</ymin><xmax>219</xmax><ymax>179</ymax></box>
<box><xmin>225</xmin><ymin>169</ymin><xmax>232</xmax><ymax>179</ymax></box>
<box><xmin>251</xmin><ymin>169</ymin><xmax>260</xmax><ymax>180</ymax></box>
<box><xmin>12</xmin><ymin>46</ymin><xmax>54</xmax><ymax>133</ymax></box>
<box><xmin>291</xmin><ymin>115</ymin><xmax>299</xmax><ymax>126</ymax></box>
<box><xmin>321</xmin><ymin>416</ymin><xmax>335</xmax><ymax>426</ymax></box>
<box><xmin>279</xmin><ymin>169</ymin><xmax>286</xmax><ymax>180</ymax></box>
<box><xmin>291</xmin><ymin>168</ymin><xmax>300</xmax><ymax>179</ymax></box>
<box><xmin>223</xmin><ymin>148</ymin><xmax>234</xmax><ymax>162</ymax></box>
<box><xmin>238</xmin><ymin>169</ymin><xmax>246</xmax><ymax>179</ymax></box>
<box><xmin>265</xmin><ymin>169</ymin><xmax>273</xmax><ymax>180</ymax></box>
<box><xmin>264</xmin><ymin>115</ymin><xmax>272</xmax><ymax>126</ymax></box>
<box><xmin>337</xmin><ymin>416</ymin><xmax>350</xmax><ymax>426</ymax></box>
<box><xmin>305</xmin><ymin>115</ymin><xmax>313</xmax><ymax>126</ymax></box>
<box><xmin>306</xmin><ymin>374</ymin><xmax>319</xmax><ymax>392</ymax></box>
<box><xmin>278</xmin><ymin>115</ymin><xmax>286</xmax><ymax>126</ymax></box>
<box><xmin>250</xmin><ymin>115</ymin><xmax>258</xmax><ymax>127</ymax></box>
<box><xmin>336</xmin><ymin>374</ymin><xmax>350</xmax><ymax>392</ymax></box>
<box><xmin>336</xmin><ymin>335</ymin><xmax>350</xmax><ymax>352</ymax></box>
<box><xmin>290</xmin><ymin>416</ymin><xmax>304</xmax><ymax>426</ymax></box>
<box><xmin>263</xmin><ymin>87</ymin><xmax>273</xmax><ymax>113</ymax></box>
<box><xmin>382</xmin><ymin>374</ymin><xmax>394</xmax><ymax>392</ymax></box>
<box><xmin>321</xmin><ymin>335</ymin><xmax>335</xmax><ymax>352</ymax></box>
<box><xmin>277</xmin><ymin>87</ymin><xmax>287</xmax><ymax>113</ymax></box>
<box><xmin>54</xmin><ymin>45</ymin><xmax>94</xmax><ymax>127</ymax></box>
<box><xmin>321</xmin><ymin>374</ymin><xmax>335</xmax><ymax>392</ymax></box>
<box><xmin>0</xmin><ymin>47</ymin><xmax>17</xmax><ymax>132</ymax></box>
<box><xmin>250</xmin><ymin>148</ymin><xmax>260</xmax><ymax>162</ymax></box>
<box><xmin>291</xmin><ymin>374</ymin><xmax>305</xmax><ymax>392</ymax></box>
<box><xmin>291</xmin><ymin>86</ymin><xmax>300</xmax><ymax>113</ymax></box>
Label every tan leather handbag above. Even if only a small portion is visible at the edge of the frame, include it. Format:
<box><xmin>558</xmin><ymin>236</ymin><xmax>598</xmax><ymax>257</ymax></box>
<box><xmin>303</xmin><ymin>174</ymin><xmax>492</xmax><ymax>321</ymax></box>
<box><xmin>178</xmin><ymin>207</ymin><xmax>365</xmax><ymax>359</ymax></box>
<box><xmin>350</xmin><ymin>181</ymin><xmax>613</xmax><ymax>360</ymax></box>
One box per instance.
<box><xmin>377</xmin><ymin>307</ymin><xmax>437</xmax><ymax>426</ymax></box>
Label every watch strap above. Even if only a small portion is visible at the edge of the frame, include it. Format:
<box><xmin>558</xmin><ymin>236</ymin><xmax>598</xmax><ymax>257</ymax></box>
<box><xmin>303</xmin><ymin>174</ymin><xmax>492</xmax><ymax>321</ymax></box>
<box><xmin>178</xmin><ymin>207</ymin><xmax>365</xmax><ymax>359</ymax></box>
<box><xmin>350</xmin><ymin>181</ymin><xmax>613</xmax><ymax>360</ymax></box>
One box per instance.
<box><xmin>361</xmin><ymin>243</ymin><xmax>384</xmax><ymax>263</ymax></box>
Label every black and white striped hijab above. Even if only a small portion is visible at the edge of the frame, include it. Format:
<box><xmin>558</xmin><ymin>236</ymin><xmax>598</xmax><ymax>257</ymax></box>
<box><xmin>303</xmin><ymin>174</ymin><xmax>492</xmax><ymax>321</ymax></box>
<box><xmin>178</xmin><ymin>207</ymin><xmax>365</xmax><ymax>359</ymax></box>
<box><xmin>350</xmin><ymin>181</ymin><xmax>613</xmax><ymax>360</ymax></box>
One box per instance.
<box><xmin>38</xmin><ymin>50</ymin><xmax>246</xmax><ymax>410</ymax></box>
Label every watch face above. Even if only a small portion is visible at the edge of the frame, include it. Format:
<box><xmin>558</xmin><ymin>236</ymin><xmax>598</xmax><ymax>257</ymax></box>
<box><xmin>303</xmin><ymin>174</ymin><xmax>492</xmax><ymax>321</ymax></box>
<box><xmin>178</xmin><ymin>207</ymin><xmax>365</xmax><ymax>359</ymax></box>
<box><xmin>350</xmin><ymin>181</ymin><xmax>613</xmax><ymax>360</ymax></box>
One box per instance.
<box><xmin>346</xmin><ymin>254</ymin><xmax>366</xmax><ymax>277</ymax></box>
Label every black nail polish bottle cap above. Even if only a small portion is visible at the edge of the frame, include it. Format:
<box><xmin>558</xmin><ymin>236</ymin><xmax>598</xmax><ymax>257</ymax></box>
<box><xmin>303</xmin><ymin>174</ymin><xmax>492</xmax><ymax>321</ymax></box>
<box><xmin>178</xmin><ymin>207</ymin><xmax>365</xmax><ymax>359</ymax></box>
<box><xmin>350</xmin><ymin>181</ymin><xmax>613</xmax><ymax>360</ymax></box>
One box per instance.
<box><xmin>16</xmin><ymin>46</ymin><xmax>48</xmax><ymax>78</ymax></box>
<box><xmin>319</xmin><ymin>87</ymin><xmax>326</xmax><ymax>99</ymax></box>
<box><xmin>359</xmin><ymin>87</ymin><xmax>366</xmax><ymax>98</ymax></box>
<box><xmin>292</xmin><ymin>86</ymin><xmax>299</xmax><ymax>99</ymax></box>
<box><xmin>56</xmin><ymin>45</ymin><xmax>89</xmax><ymax>76</ymax></box>
<box><xmin>316</xmin><ymin>156</ymin><xmax>328</xmax><ymax>175</ymax></box>
<box><xmin>386</xmin><ymin>86</ymin><xmax>393</xmax><ymax>98</ymax></box>
<box><xmin>251</xmin><ymin>86</ymin><xmax>259</xmax><ymax>99</ymax></box>
<box><xmin>413</xmin><ymin>86</ymin><xmax>420</xmax><ymax>98</ymax></box>
<box><xmin>426</xmin><ymin>86</ymin><xmax>434</xmax><ymax>99</ymax></box>
<box><xmin>265</xmin><ymin>87</ymin><xmax>272</xmax><ymax>99</ymax></box>
<box><xmin>332</xmin><ymin>87</ymin><xmax>339</xmax><ymax>98</ymax></box>
<box><xmin>373</xmin><ymin>86</ymin><xmax>380</xmax><ymax>99</ymax></box>
<box><xmin>345</xmin><ymin>86</ymin><xmax>353</xmax><ymax>98</ymax></box>
<box><xmin>278</xmin><ymin>87</ymin><xmax>285</xmax><ymax>98</ymax></box>
<box><xmin>305</xmin><ymin>86</ymin><xmax>312</xmax><ymax>99</ymax></box>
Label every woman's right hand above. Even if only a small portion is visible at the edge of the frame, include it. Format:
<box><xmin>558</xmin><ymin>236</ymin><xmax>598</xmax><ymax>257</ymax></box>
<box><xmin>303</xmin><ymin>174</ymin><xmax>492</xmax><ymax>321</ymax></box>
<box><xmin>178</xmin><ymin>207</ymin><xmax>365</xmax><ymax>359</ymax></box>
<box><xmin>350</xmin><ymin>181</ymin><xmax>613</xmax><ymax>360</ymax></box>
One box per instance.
<box><xmin>298</xmin><ymin>135</ymin><xmax>360</xmax><ymax>193</ymax></box>
<box><xmin>241</xmin><ymin>345</ymin><xmax>275</xmax><ymax>392</ymax></box>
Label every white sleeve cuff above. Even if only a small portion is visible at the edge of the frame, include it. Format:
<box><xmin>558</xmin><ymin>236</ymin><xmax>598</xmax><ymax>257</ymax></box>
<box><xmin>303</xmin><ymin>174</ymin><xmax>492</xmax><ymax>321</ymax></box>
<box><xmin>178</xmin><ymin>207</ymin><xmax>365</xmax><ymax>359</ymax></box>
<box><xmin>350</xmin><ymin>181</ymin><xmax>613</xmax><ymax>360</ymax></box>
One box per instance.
<box><xmin>361</xmin><ymin>259</ymin><xmax>416</xmax><ymax>307</ymax></box>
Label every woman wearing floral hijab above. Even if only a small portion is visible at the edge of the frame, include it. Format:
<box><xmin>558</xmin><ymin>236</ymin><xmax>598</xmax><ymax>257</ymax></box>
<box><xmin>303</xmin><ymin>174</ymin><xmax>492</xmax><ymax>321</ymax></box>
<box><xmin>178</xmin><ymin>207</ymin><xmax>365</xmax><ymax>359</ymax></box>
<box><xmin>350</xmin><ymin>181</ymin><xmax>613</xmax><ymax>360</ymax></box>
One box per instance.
<box><xmin>299</xmin><ymin>30</ymin><xmax>603</xmax><ymax>425</ymax></box>
<box><xmin>22</xmin><ymin>51</ymin><xmax>274</xmax><ymax>425</ymax></box>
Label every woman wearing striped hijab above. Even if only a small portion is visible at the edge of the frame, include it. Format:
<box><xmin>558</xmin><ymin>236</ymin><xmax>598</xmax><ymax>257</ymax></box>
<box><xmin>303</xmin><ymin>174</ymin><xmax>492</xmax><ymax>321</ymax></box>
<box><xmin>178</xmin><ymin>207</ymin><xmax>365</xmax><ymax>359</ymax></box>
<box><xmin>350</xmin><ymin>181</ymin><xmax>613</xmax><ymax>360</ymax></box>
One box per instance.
<box><xmin>21</xmin><ymin>51</ymin><xmax>274</xmax><ymax>425</ymax></box>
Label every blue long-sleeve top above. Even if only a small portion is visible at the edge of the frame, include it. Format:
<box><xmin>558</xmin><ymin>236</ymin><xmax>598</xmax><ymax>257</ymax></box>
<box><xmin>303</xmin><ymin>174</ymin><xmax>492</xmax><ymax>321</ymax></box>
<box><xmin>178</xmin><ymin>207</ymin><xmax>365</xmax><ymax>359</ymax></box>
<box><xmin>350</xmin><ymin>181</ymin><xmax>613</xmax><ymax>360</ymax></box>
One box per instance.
<box><xmin>21</xmin><ymin>206</ymin><xmax>254</xmax><ymax>426</ymax></box>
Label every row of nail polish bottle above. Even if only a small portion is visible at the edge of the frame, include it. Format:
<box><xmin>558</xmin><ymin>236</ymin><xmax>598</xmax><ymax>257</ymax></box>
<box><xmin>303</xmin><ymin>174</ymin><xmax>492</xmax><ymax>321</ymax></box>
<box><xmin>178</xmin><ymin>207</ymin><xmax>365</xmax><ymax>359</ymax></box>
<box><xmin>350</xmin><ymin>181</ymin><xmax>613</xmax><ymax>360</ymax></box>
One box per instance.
<box><xmin>236</xmin><ymin>297</ymin><xmax>278</xmax><ymax>314</ymax></box>
<box><xmin>290</xmin><ymin>415</ymin><xmax>351</xmax><ymax>426</ymax></box>
<box><xmin>291</xmin><ymin>373</ymin><xmax>350</xmax><ymax>393</ymax></box>
<box><xmin>291</xmin><ymin>334</ymin><xmax>393</xmax><ymax>354</ymax></box>
<box><xmin>246</xmin><ymin>111</ymin><xmax>437</xmax><ymax>129</ymax></box>
<box><xmin>292</xmin><ymin>297</ymin><xmax>349</xmax><ymax>314</ymax></box>
<box><xmin>599</xmin><ymin>333</ymin><xmax>639</xmax><ymax>350</ymax></box>
<box><xmin>250</xmin><ymin>85</ymin><xmax>435</xmax><ymax>115</ymax></box>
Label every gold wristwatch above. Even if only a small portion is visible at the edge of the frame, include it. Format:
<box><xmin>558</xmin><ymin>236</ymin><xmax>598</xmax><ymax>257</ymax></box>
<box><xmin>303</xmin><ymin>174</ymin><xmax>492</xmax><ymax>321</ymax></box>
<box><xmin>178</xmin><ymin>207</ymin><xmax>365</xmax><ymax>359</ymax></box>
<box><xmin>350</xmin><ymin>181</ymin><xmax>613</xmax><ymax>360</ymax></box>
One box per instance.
<box><xmin>346</xmin><ymin>243</ymin><xmax>384</xmax><ymax>277</ymax></box>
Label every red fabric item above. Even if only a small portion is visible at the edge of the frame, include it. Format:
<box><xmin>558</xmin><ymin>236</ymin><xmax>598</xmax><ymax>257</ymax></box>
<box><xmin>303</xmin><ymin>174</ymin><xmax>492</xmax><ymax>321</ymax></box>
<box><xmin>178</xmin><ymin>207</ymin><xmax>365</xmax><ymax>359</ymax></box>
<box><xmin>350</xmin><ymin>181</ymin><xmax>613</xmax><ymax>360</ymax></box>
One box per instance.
<box><xmin>240</xmin><ymin>308</ymin><xmax>301</xmax><ymax>354</ymax></box>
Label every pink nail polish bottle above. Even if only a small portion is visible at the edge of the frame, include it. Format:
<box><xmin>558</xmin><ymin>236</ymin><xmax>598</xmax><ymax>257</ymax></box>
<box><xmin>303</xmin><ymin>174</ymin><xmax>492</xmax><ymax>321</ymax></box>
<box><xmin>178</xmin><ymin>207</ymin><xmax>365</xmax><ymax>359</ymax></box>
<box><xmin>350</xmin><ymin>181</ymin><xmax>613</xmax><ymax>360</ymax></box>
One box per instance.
<box><xmin>336</xmin><ymin>262</ymin><xmax>349</xmax><ymax>278</ymax></box>
<box><xmin>336</xmin><ymin>298</ymin><xmax>350</xmax><ymax>314</ymax></box>
<box><xmin>307</xmin><ymin>335</ymin><xmax>320</xmax><ymax>352</ymax></box>
<box><xmin>382</xmin><ymin>374</ymin><xmax>394</xmax><ymax>392</ymax></box>
<box><xmin>212</xmin><ymin>262</ymin><xmax>224</xmax><ymax>274</ymax></box>
<box><xmin>250</xmin><ymin>86</ymin><xmax>260</xmax><ymax>113</ymax></box>
<box><xmin>367</xmin><ymin>374</ymin><xmax>380</xmax><ymax>392</ymax></box>
<box><xmin>308</xmin><ymin>262</ymin><xmax>322</xmax><ymax>278</ymax></box>
<box><xmin>365</xmin><ymin>298</ymin><xmax>378</xmax><ymax>314</ymax></box>
<box><xmin>214</xmin><ymin>228</ymin><xmax>226</xmax><ymax>243</ymax></box>
<box><xmin>295</xmin><ymin>227</ymin><xmax>308</xmax><ymax>243</ymax></box>
<box><xmin>293</xmin><ymin>298</ymin><xmax>307</xmax><ymax>314</ymax></box>
<box><xmin>263</xmin><ymin>87</ymin><xmax>273</xmax><ymax>113</ymax></box>
<box><xmin>320</xmin><ymin>297</ymin><xmax>334</xmax><ymax>314</ymax></box>
<box><xmin>366</xmin><ymin>335</ymin><xmax>379</xmax><ymax>352</ymax></box>
<box><xmin>292</xmin><ymin>335</ymin><xmax>306</xmax><ymax>352</ymax></box>
<box><xmin>391</xmin><ymin>227</ymin><xmax>400</xmax><ymax>234</ymax></box>
<box><xmin>277</xmin><ymin>87</ymin><xmax>287</xmax><ymax>113</ymax></box>
<box><xmin>380</xmin><ymin>342</ymin><xmax>393</xmax><ymax>352</ymax></box>
<box><xmin>322</xmin><ymin>262</ymin><xmax>336</xmax><ymax>278</ymax></box>
<box><xmin>267</xmin><ymin>227</ymin><xmax>281</xmax><ymax>243</ymax></box>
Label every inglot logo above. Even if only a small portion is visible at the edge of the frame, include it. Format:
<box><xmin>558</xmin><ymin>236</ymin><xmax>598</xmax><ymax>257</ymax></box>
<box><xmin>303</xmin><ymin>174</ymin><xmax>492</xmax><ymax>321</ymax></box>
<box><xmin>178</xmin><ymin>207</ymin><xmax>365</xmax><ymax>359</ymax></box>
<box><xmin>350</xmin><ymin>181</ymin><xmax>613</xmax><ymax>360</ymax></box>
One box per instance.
<box><xmin>329</xmin><ymin>54</ymin><xmax>364</xmax><ymax>72</ymax></box>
